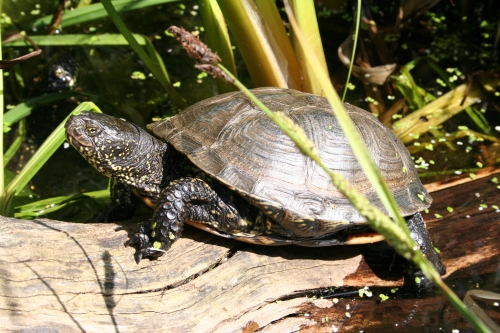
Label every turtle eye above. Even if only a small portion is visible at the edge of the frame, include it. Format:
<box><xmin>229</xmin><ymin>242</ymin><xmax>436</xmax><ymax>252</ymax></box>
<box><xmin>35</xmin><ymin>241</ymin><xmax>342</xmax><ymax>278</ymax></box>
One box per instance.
<box><xmin>86</xmin><ymin>126</ymin><xmax>99</xmax><ymax>136</ymax></box>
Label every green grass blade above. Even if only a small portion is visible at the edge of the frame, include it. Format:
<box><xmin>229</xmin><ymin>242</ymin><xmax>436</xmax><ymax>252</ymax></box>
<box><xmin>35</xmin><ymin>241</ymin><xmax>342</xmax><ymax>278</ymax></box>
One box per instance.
<box><xmin>21</xmin><ymin>0</ymin><xmax>180</xmax><ymax>30</ymax></box>
<box><xmin>3</xmin><ymin>92</ymin><xmax>77</xmax><ymax>131</ymax></box>
<box><xmin>3</xmin><ymin>168</ymin><xmax>34</xmax><ymax>206</ymax></box>
<box><xmin>392</xmin><ymin>59</ymin><xmax>489</xmax><ymax>140</ymax></box>
<box><xmin>198</xmin><ymin>0</ymin><xmax>237</xmax><ymax>93</ymax></box>
<box><xmin>219</xmin><ymin>64</ymin><xmax>425</xmax><ymax>277</ymax></box>
<box><xmin>284</xmin><ymin>2</ymin><xmax>406</xmax><ymax>232</ymax></box>
<box><xmin>392</xmin><ymin>80</ymin><xmax>498</xmax><ymax>143</ymax></box>
<box><xmin>341</xmin><ymin>0</ymin><xmax>361</xmax><ymax>101</ymax></box>
<box><xmin>6</xmin><ymin>49</ymin><xmax>26</xmax><ymax>89</ymax></box>
<box><xmin>282</xmin><ymin>3</ymin><xmax>493</xmax><ymax>331</ymax></box>
<box><xmin>4</xmin><ymin>34</ymin><xmax>148</xmax><ymax>47</ymax></box>
<box><xmin>0</xmin><ymin>102</ymin><xmax>102</xmax><ymax>216</ymax></box>
<box><xmin>3</xmin><ymin>119</ymin><xmax>26</xmax><ymax>166</ymax></box>
<box><xmin>391</xmin><ymin>59</ymin><xmax>435</xmax><ymax>110</ymax></box>
<box><xmin>0</xmin><ymin>16</ymin><xmax>4</xmax><ymax>199</ymax></box>
<box><xmin>399</xmin><ymin>66</ymin><xmax>427</xmax><ymax>109</ymax></box>
<box><xmin>141</xmin><ymin>38</ymin><xmax>186</xmax><ymax>109</ymax></box>
<box><xmin>222</xmin><ymin>67</ymin><xmax>484</xmax><ymax>331</ymax></box>
<box><xmin>14</xmin><ymin>190</ymin><xmax>109</xmax><ymax>221</ymax></box>
<box><xmin>217</xmin><ymin>0</ymin><xmax>301</xmax><ymax>89</ymax></box>
<box><xmin>76</xmin><ymin>0</ymin><xmax>93</xmax><ymax>9</ymax></box>
<box><xmin>288</xmin><ymin>0</ymin><xmax>329</xmax><ymax>95</ymax></box>
<box><xmin>463</xmin><ymin>106</ymin><xmax>490</xmax><ymax>133</ymax></box>
<box><xmin>425</xmin><ymin>58</ymin><xmax>490</xmax><ymax>133</ymax></box>
<box><xmin>100</xmin><ymin>0</ymin><xmax>186</xmax><ymax>108</ymax></box>
<box><xmin>253</xmin><ymin>0</ymin><xmax>301</xmax><ymax>89</ymax></box>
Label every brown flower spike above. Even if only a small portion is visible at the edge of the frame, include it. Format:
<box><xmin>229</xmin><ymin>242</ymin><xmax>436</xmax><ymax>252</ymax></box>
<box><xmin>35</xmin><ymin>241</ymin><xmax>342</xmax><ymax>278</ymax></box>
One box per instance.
<box><xmin>167</xmin><ymin>26</ymin><xmax>220</xmax><ymax>65</ymax></box>
<box><xmin>167</xmin><ymin>26</ymin><xmax>233</xmax><ymax>83</ymax></box>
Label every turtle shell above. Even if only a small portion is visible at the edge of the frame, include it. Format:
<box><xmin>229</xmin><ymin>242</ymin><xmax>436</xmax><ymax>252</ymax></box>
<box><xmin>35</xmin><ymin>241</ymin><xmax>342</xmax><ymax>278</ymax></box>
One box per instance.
<box><xmin>148</xmin><ymin>87</ymin><xmax>431</xmax><ymax>238</ymax></box>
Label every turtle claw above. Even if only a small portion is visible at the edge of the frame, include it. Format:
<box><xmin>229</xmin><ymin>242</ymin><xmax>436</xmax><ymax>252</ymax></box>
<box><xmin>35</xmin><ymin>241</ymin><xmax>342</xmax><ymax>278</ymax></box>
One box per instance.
<box><xmin>126</xmin><ymin>230</ymin><xmax>150</xmax><ymax>249</ymax></box>
<box><xmin>126</xmin><ymin>224</ymin><xmax>154</xmax><ymax>263</ymax></box>
<box><xmin>127</xmin><ymin>225</ymin><xmax>168</xmax><ymax>263</ymax></box>
<box><xmin>133</xmin><ymin>247</ymin><xmax>166</xmax><ymax>263</ymax></box>
<box><xmin>134</xmin><ymin>251</ymin><xmax>143</xmax><ymax>264</ymax></box>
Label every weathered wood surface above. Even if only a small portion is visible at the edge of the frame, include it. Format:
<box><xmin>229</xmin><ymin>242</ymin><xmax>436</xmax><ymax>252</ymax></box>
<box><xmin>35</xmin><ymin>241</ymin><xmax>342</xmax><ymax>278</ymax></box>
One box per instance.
<box><xmin>1</xmin><ymin>174</ymin><xmax>499</xmax><ymax>332</ymax></box>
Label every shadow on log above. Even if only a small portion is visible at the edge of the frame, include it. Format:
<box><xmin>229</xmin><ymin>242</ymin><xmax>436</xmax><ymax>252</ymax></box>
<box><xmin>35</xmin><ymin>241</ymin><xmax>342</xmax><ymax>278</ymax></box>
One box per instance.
<box><xmin>0</xmin><ymin>174</ymin><xmax>499</xmax><ymax>332</ymax></box>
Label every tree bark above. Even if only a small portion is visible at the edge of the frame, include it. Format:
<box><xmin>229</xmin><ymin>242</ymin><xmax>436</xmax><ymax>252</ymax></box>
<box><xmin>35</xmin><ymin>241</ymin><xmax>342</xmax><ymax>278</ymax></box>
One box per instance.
<box><xmin>1</xmin><ymin>174</ymin><xmax>499</xmax><ymax>332</ymax></box>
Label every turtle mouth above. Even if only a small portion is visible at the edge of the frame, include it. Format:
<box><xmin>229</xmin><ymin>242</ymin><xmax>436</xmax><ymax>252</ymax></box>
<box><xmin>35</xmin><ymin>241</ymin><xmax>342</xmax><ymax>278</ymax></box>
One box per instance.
<box><xmin>65</xmin><ymin>115</ymin><xmax>95</xmax><ymax>149</ymax></box>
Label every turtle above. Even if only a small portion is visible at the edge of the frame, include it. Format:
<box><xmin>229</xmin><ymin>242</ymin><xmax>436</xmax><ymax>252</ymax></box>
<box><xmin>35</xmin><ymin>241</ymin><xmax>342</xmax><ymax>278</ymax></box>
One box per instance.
<box><xmin>65</xmin><ymin>87</ymin><xmax>445</xmax><ymax>283</ymax></box>
<box><xmin>32</xmin><ymin>54</ymin><xmax>79</xmax><ymax>95</ymax></box>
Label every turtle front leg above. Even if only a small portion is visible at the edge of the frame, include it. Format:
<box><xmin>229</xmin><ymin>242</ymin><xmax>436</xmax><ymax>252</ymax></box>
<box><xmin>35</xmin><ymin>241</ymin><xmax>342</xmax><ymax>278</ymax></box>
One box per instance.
<box><xmin>404</xmin><ymin>212</ymin><xmax>446</xmax><ymax>291</ymax></box>
<box><xmin>127</xmin><ymin>177</ymin><xmax>249</xmax><ymax>262</ymax></box>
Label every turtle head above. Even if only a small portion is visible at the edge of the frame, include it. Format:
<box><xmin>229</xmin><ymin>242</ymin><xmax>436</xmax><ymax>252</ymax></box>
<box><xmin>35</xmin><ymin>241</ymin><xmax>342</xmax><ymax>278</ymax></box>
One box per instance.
<box><xmin>65</xmin><ymin>111</ymin><xmax>167</xmax><ymax>196</ymax></box>
<box><xmin>45</xmin><ymin>54</ymin><xmax>79</xmax><ymax>93</ymax></box>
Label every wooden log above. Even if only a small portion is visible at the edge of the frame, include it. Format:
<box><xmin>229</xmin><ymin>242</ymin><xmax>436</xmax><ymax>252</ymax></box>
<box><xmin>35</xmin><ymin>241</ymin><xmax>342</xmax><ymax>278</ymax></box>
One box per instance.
<box><xmin>0</xmin><ymin>173</ymin><xmax>499</xmax><ymax>332</ymax></box>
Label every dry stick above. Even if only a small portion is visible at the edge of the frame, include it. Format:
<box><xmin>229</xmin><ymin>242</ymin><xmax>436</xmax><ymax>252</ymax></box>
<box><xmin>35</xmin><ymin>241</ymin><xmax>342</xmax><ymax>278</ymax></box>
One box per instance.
<box><xmin>0</xmin><ymin>49</ymin><xmax>42</xmax><ymax>69</ymax></box>
<box><xmin>425</xmin><ymin>165</ymin><xmax>500</xmax><ymax>193</ymax></box>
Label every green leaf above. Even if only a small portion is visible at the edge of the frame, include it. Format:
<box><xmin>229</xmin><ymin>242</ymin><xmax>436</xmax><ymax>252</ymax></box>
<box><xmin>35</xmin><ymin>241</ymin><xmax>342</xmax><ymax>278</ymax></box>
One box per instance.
<box><xmin>100</xmin><ymin>0</ymin><xmax>185</xmax><ymax>108</ymax></box>
<box><xmin>21</xmin><ymin>0</ymin><xmax>180</xmax><ymax>30</ymax></box>
<box><xmin>0</xmin><ymin>102</ymin><xmax>103</xmax><ymax>216</ymax></box>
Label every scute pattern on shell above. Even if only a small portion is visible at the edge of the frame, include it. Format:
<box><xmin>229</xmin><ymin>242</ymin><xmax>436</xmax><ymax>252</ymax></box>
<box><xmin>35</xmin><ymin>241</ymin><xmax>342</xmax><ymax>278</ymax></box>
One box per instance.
<box><xmin>148</xmin><ymin>87</ymin><xmax>431</xmax><ymax>229</ymax></box>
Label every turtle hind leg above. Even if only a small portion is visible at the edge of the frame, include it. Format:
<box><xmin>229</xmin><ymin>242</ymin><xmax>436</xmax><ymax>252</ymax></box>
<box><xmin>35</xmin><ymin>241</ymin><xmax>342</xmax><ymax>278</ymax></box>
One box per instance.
<box><xmin>404</xmin><ymin>212</ymin><xmax>446</xmax><ymax>292</ymax></box>
<box><xmin>128</xmin><ymin>177</ymin><xmax>254</xmax><ymax>261</ymax></box>
<box><xmin>407</xmin><ymin>212</ymin><xmax>446</xmax><ymax>275</ymax></box>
